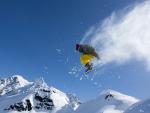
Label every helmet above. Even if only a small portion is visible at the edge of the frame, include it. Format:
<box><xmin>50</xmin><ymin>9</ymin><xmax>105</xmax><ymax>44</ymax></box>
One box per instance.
<box><xmin>76</xmin><ymin>44</ymin><xmax>80</xmax><ymax>50</ymax></box>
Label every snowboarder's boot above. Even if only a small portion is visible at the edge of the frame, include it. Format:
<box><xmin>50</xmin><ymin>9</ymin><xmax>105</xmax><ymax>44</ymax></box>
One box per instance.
<box><xmin>85</xmin><ymin>63</ymin><xmax>93</xmax><ymax>73</ymax></box>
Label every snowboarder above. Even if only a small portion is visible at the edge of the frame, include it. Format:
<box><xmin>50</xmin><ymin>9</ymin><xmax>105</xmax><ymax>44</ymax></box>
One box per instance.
<box><xmin>76</xmin><ymin>43</ymin><xmax>99</xmax><ymax>72</ymax></box>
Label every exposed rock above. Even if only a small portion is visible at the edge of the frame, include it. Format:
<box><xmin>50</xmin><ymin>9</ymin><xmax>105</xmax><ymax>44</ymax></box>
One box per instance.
<box><xmin>34</xmin><ymin>93</ymin><xmax>54</xmax><ymax>110</ymax></box>
<box><xmin>26</xmin><ymin>99</ymin><xmax>32</xmax><ymax>111</ymax></box>
<box><xmin>105</xmin><ymin>94</ymin><xmax>114</xmax><ymax>100</ymax></box>
<box><xmin>4</xmin><ymin>100</ymin><xmax>29</xmax><ymax>112</ymax></box>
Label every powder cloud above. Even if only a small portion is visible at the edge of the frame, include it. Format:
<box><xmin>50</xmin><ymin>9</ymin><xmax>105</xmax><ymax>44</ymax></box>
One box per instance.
<box><xmin>81</xmin><ymin>1</ymin><xmax>150</xmax><ymax>69</ymax></box>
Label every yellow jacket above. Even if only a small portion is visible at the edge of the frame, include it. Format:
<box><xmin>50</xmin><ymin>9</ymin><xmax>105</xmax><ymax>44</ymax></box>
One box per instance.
<box><xmin>80</xmin><ymin>54</ymin><xmax>94</xmax><ymax>65</ymax></box>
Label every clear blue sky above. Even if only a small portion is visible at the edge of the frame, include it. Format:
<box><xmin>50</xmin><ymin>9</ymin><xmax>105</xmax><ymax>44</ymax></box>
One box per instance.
<box><xmin>0</xmin><ymin>0</ymin><xmax>149</xmax><ymax>101</ymax></box>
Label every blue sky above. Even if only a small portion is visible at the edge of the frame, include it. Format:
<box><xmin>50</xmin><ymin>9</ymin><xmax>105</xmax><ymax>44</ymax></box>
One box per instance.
<box><xmin>0</xmin><ymin>0</ymin><xmax>150</xmax><ymax>101</ymax></box>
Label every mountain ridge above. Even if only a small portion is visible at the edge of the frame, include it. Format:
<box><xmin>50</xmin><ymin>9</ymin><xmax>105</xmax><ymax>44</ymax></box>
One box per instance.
<box><xmin>1</xmin><ymin>75</ymin><xmax>149</xmax><ymax>113</ymax></box>
<box><xmin>0</xmin><ymin>75</ymin><xmax>80</xmax><ymax>113</ymax></box>
<box><xmin>74</xmin><ymin>88</ymin><xmax>139</xmax><ymax>113</ymax></box>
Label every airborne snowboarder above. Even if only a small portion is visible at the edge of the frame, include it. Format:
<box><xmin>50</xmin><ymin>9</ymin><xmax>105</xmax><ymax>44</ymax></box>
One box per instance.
<box><xmin>76</xmin><ymin>43</ymin><xmax>99</xmax><ymax>72</ymax></box>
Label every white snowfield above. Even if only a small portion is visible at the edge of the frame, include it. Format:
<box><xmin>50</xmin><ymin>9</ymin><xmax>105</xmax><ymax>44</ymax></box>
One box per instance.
<box><xmin>0</xmin><ymin>75</ymin><xmax>150</xmax><ymax>113</ymax></box>
<box><xmin>74</xmin><ymin>90</ymin><xmax>139</xmax><ymax>113</ymax></box>
<box><xmin>124</xmin><ymin>98</ymin><xmax>150</xmax><ymax>113</ymax></box>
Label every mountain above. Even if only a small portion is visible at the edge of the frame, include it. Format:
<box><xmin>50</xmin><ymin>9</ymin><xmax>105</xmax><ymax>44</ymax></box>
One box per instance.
<box><xmin>74</xmin><ymin>89</ymin><xmax>139</xmax><ymax>113</ymax></box>
<box><xmin>124</xmin><ymin>98</ymin><xmax>150</xmax><ymax>113</ymax></box>
<box><xmin>1</xmin><ymin>75</ymin><xmax>146</xmax><ymax>113</ymax></box>
<box><xmin>0</xmin><ymin>75</ymin><xmax>31</xmax><ymax>95</ymax></box>
<box><xmin>0</xmin><ymin>75</ymin><xmax>81</xmax><ymax>113</ymax></box>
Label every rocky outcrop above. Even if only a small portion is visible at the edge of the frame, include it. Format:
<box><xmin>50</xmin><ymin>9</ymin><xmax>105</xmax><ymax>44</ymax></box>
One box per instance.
<box><xmin>34</xmin><ymin>93</ymin><xmax>54</xmax><ymax>110</ymax></box>
<box><xmin>4</xmin><ymin>99</ymin><xmax>32</xmax><ymax>112</ymax></box>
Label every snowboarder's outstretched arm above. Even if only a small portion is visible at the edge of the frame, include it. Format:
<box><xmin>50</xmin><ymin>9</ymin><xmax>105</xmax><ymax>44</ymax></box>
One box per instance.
<box><xmin>92</xmin><ymin>51</ymin><xmax>100</xmax><ymax>60</ymax></box>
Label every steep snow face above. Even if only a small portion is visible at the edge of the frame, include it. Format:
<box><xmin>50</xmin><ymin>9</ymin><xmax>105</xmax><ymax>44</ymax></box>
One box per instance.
<box><xmin>0</xmin><ymin>75</ymin><xmax>80</xmax><ymax>113</ymax></box>
<box><xmin>74</xmin><ymin>90</ymin><xmax>139</xmax><ymax>113</ymax></box>
<box><xmin>124</xmin><ymin>98</ymin><xmax>150</xmax><ymax>113</ymax></box>
<box><xmin>67</xmin><ymin>93</ymin><xmax>81</xmax><ymax>110</ymax></box>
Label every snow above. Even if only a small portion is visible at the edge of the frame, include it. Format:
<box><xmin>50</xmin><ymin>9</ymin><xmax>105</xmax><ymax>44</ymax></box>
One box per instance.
<box><xmin>124</xmin><ymin>98</ymin><xmax>150</xmax><ymax>113</ymax></box>
<box><xmin>1</xmin><ymin>75</ymin><xmax>149</xmax><ymax>113</ymax></box>
<box><xmin>49</xmin><ymin>86</ymin><xmax>70</xmax><ymax>111</ymax></box>
<box><xmin>11</xmin><ymin>75</ymin><xmax>31</xmax><ymax>87</ymax></box>
<box><xmin>0</xmin><ymin>75</ymin><xmax>32</xmax><ymax>95</ymax></box>
<box><xmin>74</xmin><ymin>90</ymin><xmax>139</xmax><ymax>113</ymax></box>
<box><xmin>0</xmin><ymin>75</ymin><xmax>80</xmax><ymax>113</ymax></box>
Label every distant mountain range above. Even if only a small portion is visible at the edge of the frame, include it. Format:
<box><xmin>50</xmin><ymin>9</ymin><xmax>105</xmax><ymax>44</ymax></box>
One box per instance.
<box><xmin>0</xmin><ymin>75</ymin><xmax>149</xmax><ymax>113</ymax></box>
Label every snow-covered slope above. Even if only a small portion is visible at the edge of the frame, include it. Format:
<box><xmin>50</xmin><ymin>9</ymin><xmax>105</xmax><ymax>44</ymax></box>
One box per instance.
<box><xmin>74</xmin><ymin>90</ymin><xmax>139</xmax><ymax>113</ymax></box>
<box><xmin>0</xmin><ymin>75</ymin><xmax>80</xmax><ymax>113</ymax></box>
<box><xmin>124</xmin><ymin>98</ymin><xmax>150</xmax><ymax>113</ymax></box>
<box><xmin>1</xmin><ymin>75</ymin><xmax>146</xmax><ymax>113</ymax></box>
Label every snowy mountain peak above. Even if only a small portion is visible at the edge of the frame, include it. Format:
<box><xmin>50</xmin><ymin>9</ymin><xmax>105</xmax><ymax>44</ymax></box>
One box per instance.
<box><xmin>0</xmin><ymin>75</ymin><xmax>31</xmax><ymax>95</ymax></box>
<box><xmin>35</xmin><ymin>77</ymin><xmax>49</xmax><ymax>88</ymax></box>
<box><xmin>11</xmin><ymin>75</ymin><xmax>30</xmax><ymax>86</ymax></box>
<box><xmin>99</xmin><ymin>89</ymin><xmax>139</xmax><ymax>103</ymax></box>
<box><xmin>74</xmin><ymin>89</ymin><xmax>139</xmax><ymax>113</ymax></box>
<box><xmin>0</xmin><ymin>75</ymin><xmax>80</xmax><ymax>113</ymax></box>
<box><xmin>100</xmin><ymin>89</ymin><xmax>119</xmax><ymax>95</ymax></box>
